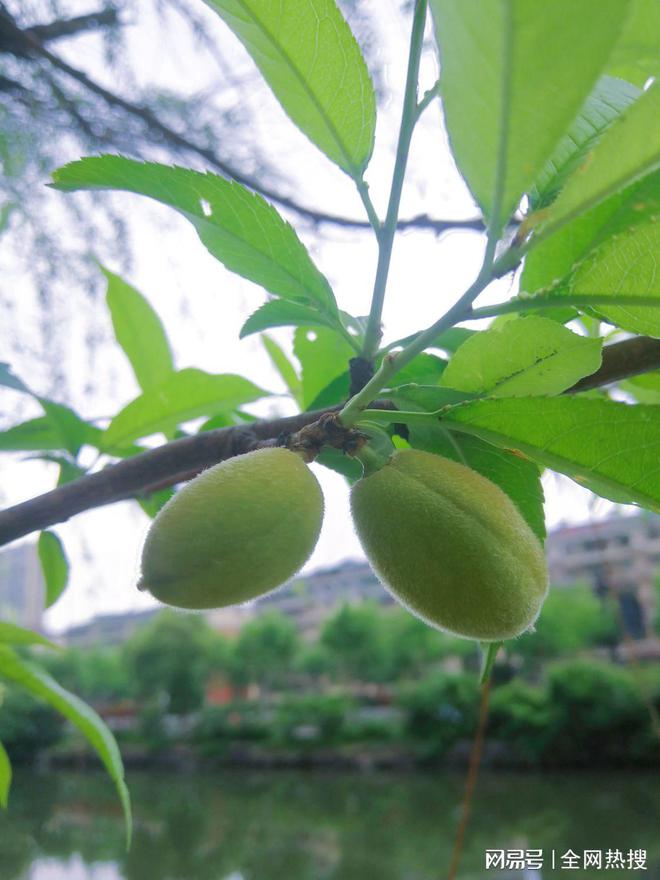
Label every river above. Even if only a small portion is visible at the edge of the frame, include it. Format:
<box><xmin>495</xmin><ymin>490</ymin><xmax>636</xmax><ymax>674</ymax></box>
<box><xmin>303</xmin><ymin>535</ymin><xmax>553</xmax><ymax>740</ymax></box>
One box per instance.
<box><xmin>0</xmin><ymin>769</ymin><xmax>657</xmax><ymax>878</ymax></box>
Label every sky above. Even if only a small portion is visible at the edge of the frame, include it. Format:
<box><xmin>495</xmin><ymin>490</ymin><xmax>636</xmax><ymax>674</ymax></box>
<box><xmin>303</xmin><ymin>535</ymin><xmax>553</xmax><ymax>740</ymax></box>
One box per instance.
<box><xmin>0</xmin><ymin>0</ymin><xmax>619</xmax><ymax>633</ymax></box>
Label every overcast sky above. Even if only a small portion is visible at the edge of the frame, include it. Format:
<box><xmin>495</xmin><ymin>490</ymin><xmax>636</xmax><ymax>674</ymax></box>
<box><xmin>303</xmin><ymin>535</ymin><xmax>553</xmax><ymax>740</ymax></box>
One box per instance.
<box><xmin>0</xmin><ymin>0</ymin><xmax>619</xmax><ymax>633</ymax></box>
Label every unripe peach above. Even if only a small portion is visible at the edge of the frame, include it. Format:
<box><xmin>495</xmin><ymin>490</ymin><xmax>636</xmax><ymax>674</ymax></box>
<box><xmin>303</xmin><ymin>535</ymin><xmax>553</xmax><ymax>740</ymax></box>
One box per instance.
<box><xmin>350</xmin><ymin>449</ymin><xmax>548</xmax><ymax>641</ymax></box>
<box><xmin>138</xmin><ymin>447</ymin><xmax>323</xmax><ymax>609</ymax></box>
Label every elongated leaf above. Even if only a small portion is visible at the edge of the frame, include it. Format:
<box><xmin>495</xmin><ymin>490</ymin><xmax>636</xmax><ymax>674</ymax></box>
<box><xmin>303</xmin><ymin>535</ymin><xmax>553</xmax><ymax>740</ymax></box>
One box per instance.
<box><xmin>240</xmin><ymin>299</ymin><xmax>339</xmax><ymax>338</ymax></box>
<box><xmin>103</xmin><ymin>368</ymin><xmax>269</xmax><ymax>446</ymax></box>
<box><xmin>441</xmin><ymin>317</ymin><xmax>602</xmax><ymax>397</ymax></box>
<box><xmin>0</xmin><ymin>417</ymin><xmax>64</xmax><ymax>452</ymax></box>
<box><xmin>262</xmin><ymin>335</ymin><xmax>302</xmax><ymax>405</ymax></box>
<box><xmin>522</xmin><ymin>171</ymin><xmax>660</xmax><ymax>296</ymax></box>
<box><xmin>204</xmin><ymin>0</ymin><xmax>376</xmax><ymax>177</ymax></box>
<box><xmin>0</xmin><ymin>366</ymin><xmax>101</xmax><ymax>455</ymax></box>
<box><xmin>0</xmin><ymin>363</ymin><xmax>30</xmax><ymax>394</ymax></box>
<box><xmin>530</xmin><ymin>77</ymin><xmax>640</xmax><ymax>211</ymax></box>
<box><xmin>0</xmin><ymin>740</ymin><xmax>10</xmax><ymax>809</ymax></box>
<box><xmin>0</xmin><ymin>621</ymin><xmax>59</xmax><ymax>650</ymax></box>
<box><xmin>294</xmin><ymin>327</ymin><xmax>354</xmax><ymax>410</ymax></box>
<box><xmin>566</xmin><ymin>221</ymin><xmax>660</xmax><ymax>337</ymax></box>
<box><xmin>430</xmin><ymin>0</ymin><xmax>628</xmax><ymax>234</ymax></box>
<box><xmin>607</xmin><ymin>0</ymin><xmax>660</xmax><ymax>85</ymax></box>
<box><xmin>37</xmin><ymin>531</ymin><xmax>69</xmax><ymax>609</ymax></box>
<box><xmin>534</xmin><ymin>81</ymin><xmax>660</xmax><ymax>241</ymax></box>
<box><xmin>53</xmin><ymin>158</ymin><xmax>337</xmax><ymax>311</ymax></box>
<box><xmin>443</xmin><ymin>396</ymin><xmax>660</xmax><ymax>510</ymax></box>
<box><xmin>103</xmin><ymin>268</ymin><xmax>174</xmax><ymax>392</ymax></box>
<box><xmin>0</xmin><ymin>646</ymin><xmax>131</xmax><ymax>844</ymax></box>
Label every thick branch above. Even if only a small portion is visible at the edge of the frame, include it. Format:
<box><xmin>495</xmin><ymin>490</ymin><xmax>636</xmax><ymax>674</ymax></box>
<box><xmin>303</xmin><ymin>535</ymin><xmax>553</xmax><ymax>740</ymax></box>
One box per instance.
<box><xmin>567</xmin><ymin>336</ymin><xmax>660</xmax><ymax>393</ymax></box>
<box><xmin>3</xmin><ymin>338</ymin><xmax>660</xmax><ymax>548</ymax></box>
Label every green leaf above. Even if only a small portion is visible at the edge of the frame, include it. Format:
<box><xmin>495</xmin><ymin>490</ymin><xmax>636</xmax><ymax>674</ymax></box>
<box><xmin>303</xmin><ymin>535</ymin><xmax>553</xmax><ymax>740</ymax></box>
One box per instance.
<box><xmin>441</xmin><ymin>317</ymin><xmax>602</xmax><ymax>397</ymax></box>
<box><xmin>103</xmin><ymin>368</ymin><xmax>270</xmax><ymax>447</ymax></box>
<box><xmin>529</xmin><ymin>77</ymin><xmax>640</xmax><ymax>211</ymax></box>
<box><xmin>0</xmin><ymin>740</ymin><xmax>10</xmax><ymax>809</ymax></box>
<box><xmin>37</xmin><ymin>531</ymin><xmax>69</xmax><ymax>609</ymax></box>
<box><xmin>0</xmin><ymin>363</ymin><xmax>30</xmax><ymax>394</ymax></box>
<box><xmin>0</xmin><ymin>645</ymin><xmax>131</xmax><ymax>845</ymax></box>
<box><xmin>240</xmin><ymin>299</ymin><xmax>338</xmax><ymax>338</ymax></box>
<box><xmin>429</xmin><ymin>0</ymin><xmax>629</xmax><ymax>234</ymax></box>
<box><xmin>383</xmin><ymin>353</ymin><xmax>447</xmax><ymax>387</ymax></box>
<box><xmin>262</xmin><ymin>335</ymin><xmax>302</xmax><ymax>405</ymax></box>
<box><xmin>0</xmin><ymin>621</ymin><xmax>59</xmax><ymax>650</ymax></box>
<box><xmin>0</xmin><ymin>366</ymin><xmax>101</xmax><ymax>456</ymax></box>
<box><xmin>102</xmin><ymin>267</ymin><xmax>174</xmax><ymax>392</ymax></box>
<box><xmin>52</xmin><ymin>157</ymin><xmax>337</xmax><ymax>311</ymax></box>
<box><xmin>0</xmin><ymin>417</ymin><xmax>64</xmax><ymax>452</ymax></box>
<box><xmin>443</xmin><ymin>396</ymin><xmax>660</xmax><ymax>510</ymax></box>
<box><xmin>392</xmin><ymin>385</ymin><xmax>473</xmax><ymax>412</ymax></box>
<box><xmin>533</xmin><ymin>81</ymin><xmax>660</xmax><ymax>241</ymax></box>
<box><xmin>315</xmin><ymin>447</ymin><xmax>363</xmax><ymax>484</ymax></box>
<box><xmin>620</xmin><ymin>372</ymin><xmax>660</xmax><ymax>404</ymax></box>
<box><xmin>204</xmin><ymin>0</ymin><xmax>376</xmax><ymax>178</ymax></box>
<box><xmin>565</xmin><ymin>219</ymin><xmax>660</xmax><ymax>337</ymax></box>
<box><xmin>390</xmin><ymin>390</ymin><xmax>545</xmax><ymax>541</ymax></box>
<box><xmin>294</xmin><ymin>327</ymin><xmax>354</xmax><ymax>410</ymax></box>
<box><xmin>137</xmin><ymin>487</ymin><xmax>175</xmax><ymax>519</ymax></box>
<box><xmin>307</xmin><ymin>371</ymin><xmax>350</xmax><ymax>410</ymax></box>
<box><xmin>607</xmin><ymin>0</ymin><xmax>660</xmax><ymax>85</ymax></box>
<box><xmin>384</xmin><ymin>327</ymin><xmax>475</xmax><ymax>355</ymax></box>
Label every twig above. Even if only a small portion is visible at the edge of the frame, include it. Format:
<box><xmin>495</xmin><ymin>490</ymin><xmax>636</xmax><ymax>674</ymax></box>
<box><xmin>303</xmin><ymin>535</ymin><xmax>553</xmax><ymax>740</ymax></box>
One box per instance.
<box><xmin>1</xmin><ymin>10</ymin><xmax>486</xmax><ymax>236</ymax></box>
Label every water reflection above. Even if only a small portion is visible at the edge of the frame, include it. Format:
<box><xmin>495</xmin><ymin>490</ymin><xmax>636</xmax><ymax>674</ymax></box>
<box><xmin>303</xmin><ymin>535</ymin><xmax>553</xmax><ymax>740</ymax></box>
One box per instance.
<box><xmin>0</xmin><ymin>769</ymin><xmax>657</xmax><ymax>879</ymax></box>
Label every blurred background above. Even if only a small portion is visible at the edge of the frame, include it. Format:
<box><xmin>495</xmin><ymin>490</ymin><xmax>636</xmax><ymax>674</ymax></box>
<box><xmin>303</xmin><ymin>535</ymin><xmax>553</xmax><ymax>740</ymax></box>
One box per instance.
<box><xmin>0</xmin><ymin>1</ymin><xmax>658</xmax><ymax>878</ymax></box>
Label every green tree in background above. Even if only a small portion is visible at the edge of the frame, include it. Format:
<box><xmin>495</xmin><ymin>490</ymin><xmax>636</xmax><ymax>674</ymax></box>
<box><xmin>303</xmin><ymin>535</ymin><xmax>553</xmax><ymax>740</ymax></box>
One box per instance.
<box><xmin>124</xmin><ymin>611</ymin><xmax>222</xmax><ymax>715</ymax></box>
<box><xmin>231</xmin><ymin>611</ymin><xmax>300</xmax><ymax>691</ymax></box>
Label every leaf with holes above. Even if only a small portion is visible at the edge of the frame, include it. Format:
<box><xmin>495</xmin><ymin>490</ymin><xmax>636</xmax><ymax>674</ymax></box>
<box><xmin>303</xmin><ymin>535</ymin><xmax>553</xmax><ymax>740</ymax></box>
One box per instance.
<box><xmin>53</xmin><ymin>158</ymin><xmax>337</xmax><ymax>312</ymax></box>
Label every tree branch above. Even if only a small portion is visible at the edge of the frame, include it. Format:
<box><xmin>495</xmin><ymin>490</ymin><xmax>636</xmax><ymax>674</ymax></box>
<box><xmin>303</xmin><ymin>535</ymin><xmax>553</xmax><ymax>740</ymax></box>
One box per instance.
<box><xmin>3</xmin><ymin>338</ymin><xmax>660</xmax><ymax>548</ymax></box>
<box><xmin>2</xmin><ymin>10</ymin><xmax>485</xmax><ymax>235</ymax></box>
<box><xmin>0</xmin><ymin>7</ymin><xmax>118</xmax><ymax>55</ymax></box>
<box><xmin>567</xmin><ymin>336</ymin><xmax>660</xmax><ymax>393</ymax></box>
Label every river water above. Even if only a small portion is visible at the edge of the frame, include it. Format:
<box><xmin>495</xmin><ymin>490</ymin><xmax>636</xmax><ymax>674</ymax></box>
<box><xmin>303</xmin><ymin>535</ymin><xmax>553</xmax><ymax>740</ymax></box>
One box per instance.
<box><xmin>0</xmin><ymin>769</ymin><xmax>657</xmax><ymax>878</ymax></box>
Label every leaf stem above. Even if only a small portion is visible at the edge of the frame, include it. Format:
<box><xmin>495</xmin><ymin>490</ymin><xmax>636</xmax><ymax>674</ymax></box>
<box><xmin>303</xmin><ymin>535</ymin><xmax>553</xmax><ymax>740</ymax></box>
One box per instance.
<box><xmin>361</xmin><ymin>0</ymin><xmax>429</xmax><ymax>360</ymax></box>
<box><xmin>340</xmin><ymin>248</ymin><xmax>500</xmax><ymax>426</ymax></box>
<box><xmin>355</xmin><ymin>178</ymin><xmax>381</xmax><ymax>233</ymax></box>
<box><xmin>468</xmin><ymin>293</ymin><xmax>660</xmax><ymax>321</ymax></box>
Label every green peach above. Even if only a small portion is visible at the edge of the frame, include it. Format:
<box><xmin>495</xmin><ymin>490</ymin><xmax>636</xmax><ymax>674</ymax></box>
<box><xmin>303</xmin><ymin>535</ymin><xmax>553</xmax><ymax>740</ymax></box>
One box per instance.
<box><xmin>139</xmin><ymin>447</ymin><xmax>323</xmax><ymax>609</ymax></box>
<box><xmin>350</xmin><ymin>449</ymin><xmax>548</xmax><ymax>641</ymax></box>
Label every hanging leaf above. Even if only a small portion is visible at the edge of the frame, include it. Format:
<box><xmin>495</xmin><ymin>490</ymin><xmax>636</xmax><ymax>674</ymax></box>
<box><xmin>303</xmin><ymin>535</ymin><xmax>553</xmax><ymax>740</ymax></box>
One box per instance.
<box><xmin>529</xmin><ymin>77</ymin><xmax>640</xmax><ymax>211</ymax></box>
<box><xmin>240</xmin><ymin>299</ymin><xmax>342</xmax><ymax>339</ymax></box>
<box><xmin>103</xmin><ymin>267</ymin><xmax>174</xmax><ymax>392</ymax></box>
<box><xmin>0</xmin><ymin>646</ymin><xmax>131</xmax><ymax>845</ymax></box>
<box><xmin>0</xmin><ymin>621</ymin><xmax>59</xmax><ymax>650</ymax></box>
<box><xmin>0</xmin><ymin>741</ymin><xmax>10</xmax><ymax>809</ymax></box>
<box><xmin>429</xmin><ymin>0</ymin><xmax>629</xmax><ymax>234</ymax></box>
<box><xmin>531</xmin><ymin>81</ymin><xmax>660</xmax><ymax>242</ymax></box>
<box><xmin>262</xmin><ymin>335</ymin><xmax>302</xmax><ymax>406</ymax></box>
<box><xmin>37</xmin><ymin>531</ymin><xmax>69</xmax><ymax>609</ymax></box>
<box><xmin>204</xmin><ymin>0</ymin><xmax>376</xmax><ymax>178</ymax></box>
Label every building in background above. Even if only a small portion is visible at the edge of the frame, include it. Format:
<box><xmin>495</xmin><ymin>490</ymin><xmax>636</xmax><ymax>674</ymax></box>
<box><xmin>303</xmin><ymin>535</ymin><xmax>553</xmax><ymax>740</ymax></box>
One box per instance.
<box><xmin>0</xmin><ymin>540</ymin><xmax>44</xmax><ymax>631</ymax></box>
<box><xmin>546</xmin><ymin>512</ymin><xmax>659</xmax><ymax>640</ymax></box>
<box><xmin>256</xmin><ymin>559</ymin><xmax>393</xmax><ymax>638</ymax></box>
<box><xmin>62</xmin><ymin>608</ymin><xmax>160</xmax><ymax>648</ymax></box>
<box><xmin>30</xmin><ymin>512</ymin><xmax>660</xmax><ymax>648</ymax></box>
